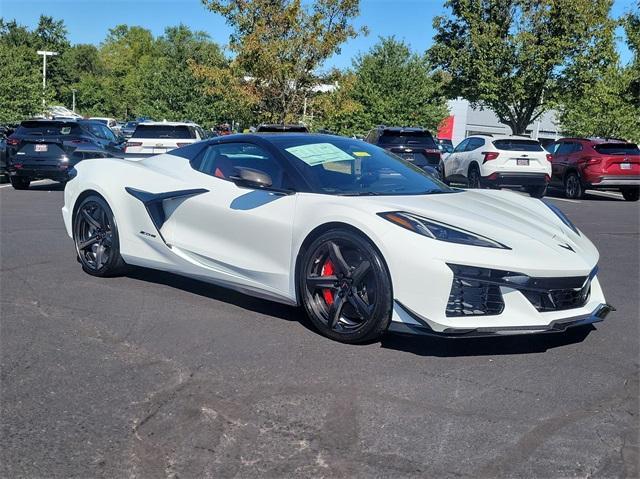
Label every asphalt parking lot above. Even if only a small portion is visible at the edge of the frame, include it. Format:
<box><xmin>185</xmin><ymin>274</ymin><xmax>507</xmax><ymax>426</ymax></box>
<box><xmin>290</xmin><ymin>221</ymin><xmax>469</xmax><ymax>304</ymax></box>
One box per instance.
<box><xmin>1</xmin><ymin>182</ymin><xmax>638</xmax><ymax>478</ymax></box>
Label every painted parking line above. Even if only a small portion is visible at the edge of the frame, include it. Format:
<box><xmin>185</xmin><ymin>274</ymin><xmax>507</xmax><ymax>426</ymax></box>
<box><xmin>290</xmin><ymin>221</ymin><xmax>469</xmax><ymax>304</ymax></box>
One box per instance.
<box><xmin>547</xmin><ymin>197</ymin><xmax>581</xmax><ymax>204</ymax></box>
<box><xmin>0</xmin><ymin>179</ymin><xmax>54</xmax><ymax>189</ymax></box>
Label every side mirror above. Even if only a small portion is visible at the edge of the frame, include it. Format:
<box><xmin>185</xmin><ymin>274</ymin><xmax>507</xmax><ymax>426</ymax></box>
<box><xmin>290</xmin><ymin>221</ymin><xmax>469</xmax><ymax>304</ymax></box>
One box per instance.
<box><xmin>230</xmin><ymin>167</ymin><xmax>273</xmax><ymax>189</ymax></box>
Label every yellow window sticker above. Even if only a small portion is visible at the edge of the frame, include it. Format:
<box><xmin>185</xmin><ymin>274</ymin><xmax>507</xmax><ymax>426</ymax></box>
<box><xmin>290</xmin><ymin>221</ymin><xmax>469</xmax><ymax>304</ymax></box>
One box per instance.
<box><xmin>285</xmin><ymin>143</ymin><xmax>354</xmax><ymax>166</ymax></box>
<box><xmin>352</xmin><ymin>151</ymin><xmax>370</xmax><ymax>157</ymax></box>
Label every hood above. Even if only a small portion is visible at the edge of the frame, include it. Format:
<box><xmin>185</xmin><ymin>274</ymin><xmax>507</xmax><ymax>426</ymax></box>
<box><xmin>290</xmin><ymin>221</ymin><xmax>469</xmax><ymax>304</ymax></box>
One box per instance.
<box><xmin>358</xmin><ymin>189</ymin><xmax>597</xmax><ymax>262</ymax></box>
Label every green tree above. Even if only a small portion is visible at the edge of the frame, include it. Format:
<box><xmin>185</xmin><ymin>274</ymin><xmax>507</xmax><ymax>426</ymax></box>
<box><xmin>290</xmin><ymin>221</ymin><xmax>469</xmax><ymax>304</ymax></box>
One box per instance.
<box><xmin>316</xmin><ymin>37</ymin><xmax>448</xmax><ymax>136</ymax></box>
<box><xmin>201</xmin><ymin>0</ymin><xmax>365</xmax><ymax>123</ymax></box>
<box><xmin>558</xmin><ymin>6</ymin><xmax>640</xmax><ymax>141</ymax></box>
<box><xmin>0</xmin><ymin>43</ymin><xmax>42</xmax><ymax>123</ymax></box>
<box><xmin>430</xmin><ymin>0</ymin><xmax>618</xmax><ymax>135</ymax></box>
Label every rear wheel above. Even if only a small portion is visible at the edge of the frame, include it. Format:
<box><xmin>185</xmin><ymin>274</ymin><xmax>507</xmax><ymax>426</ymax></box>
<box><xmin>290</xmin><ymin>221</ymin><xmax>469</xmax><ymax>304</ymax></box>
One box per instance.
<box><xmin>10</xmin><ymin>177</ymin><xmax>30</xmax><ymax>190</ymax></box>
<box><xmin>467</xmin><ymin>164</ymin><xmax>482</xmax><ymax>189</ymax></box>
<box><xmin>525</xmin><ymin>185</ymin><xmax>547</xmax><ymax>198</ymax></box>
<box><xmin>299</xmin><ymin>229</ymin><xmax>393</xmax><ymax>344</ymax></box>
<box><xmin>73</xmin><ymin>195</ymin><xmax>127</xmax><ymax>277</ymax></box>
<box><xmin>621</xmin><ymin>187</ymin><xmax>639</xmax><ymax>201</ymax></box>
<box><xmin>564</xmin><ymin>172</ymin><xmax>584</xmax><ymax>199</ymax></box>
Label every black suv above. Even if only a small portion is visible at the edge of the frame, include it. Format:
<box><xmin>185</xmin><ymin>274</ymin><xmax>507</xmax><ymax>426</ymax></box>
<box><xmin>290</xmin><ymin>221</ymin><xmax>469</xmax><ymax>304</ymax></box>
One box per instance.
<box><xmin>364</xmin><ymin>126</ymin><xmax>442</xmax><ymax>177</ymax></box>
<box><xmin>6</xmin><ymin>119</ymin><xmax>125</xmax><ymax>190</ymax></box>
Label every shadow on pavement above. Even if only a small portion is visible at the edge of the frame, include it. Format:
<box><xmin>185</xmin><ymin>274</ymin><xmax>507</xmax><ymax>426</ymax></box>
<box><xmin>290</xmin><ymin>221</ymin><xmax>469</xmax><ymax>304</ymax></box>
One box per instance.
<box><xmin>126</xmin><ymin>267</ymin><xmax>596</xmax><ymax>356</ymax></box>
<box><xmin>545</xmin><ymin>188</ymin><xmax>625</xmax><ymax>202</ymax></box>
<box><xmin>125</xmin><ymin>266</ymin><xmax>303</xmax><ymax>324</ymax></box>
<box><xmin>380</xmin><ymin>325</ymin><xmax>594</xmax><ymax>357</ymax></box>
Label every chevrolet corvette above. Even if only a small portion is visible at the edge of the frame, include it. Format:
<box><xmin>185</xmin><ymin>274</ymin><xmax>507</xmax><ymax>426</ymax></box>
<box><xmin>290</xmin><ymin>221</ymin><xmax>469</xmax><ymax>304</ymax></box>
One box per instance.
<box><xmin>61</xmin><ymin>134</ymin><xmax>612</xmax><ymax>343</ymax></box>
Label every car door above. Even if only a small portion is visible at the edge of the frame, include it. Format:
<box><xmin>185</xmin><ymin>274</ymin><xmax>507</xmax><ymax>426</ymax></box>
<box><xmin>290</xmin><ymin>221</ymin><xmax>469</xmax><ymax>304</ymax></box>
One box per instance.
<box><xmin>163</xmin><ymin>141</ymin><xmax>299</xmax><ymax>301</ymax></box>
<box><xmin>463</xmin><ymin>137</ymin><xmax>485</xmax><ymax>175</ymax></box>
<box><xmin>551</xmin><ymin>142</ymin><xmax>572</xmax><ymax>184</ymax></box>
<box><xmin>98</xmin><ymin>125</ymin><xmax>125</xmax><ymax>157</ymax></box>
<box><xmin>445</xmin><ymin>138</ymin><xmax>469</xmax><ymax>178</ymax></box>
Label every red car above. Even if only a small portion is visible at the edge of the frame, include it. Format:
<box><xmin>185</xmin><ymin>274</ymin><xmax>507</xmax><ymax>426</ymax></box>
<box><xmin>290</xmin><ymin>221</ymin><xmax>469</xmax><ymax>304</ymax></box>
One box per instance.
<box><xmin>547</xmin><ymin>138</ymin><xmax>640</xmax><ymax>201</ymax></box>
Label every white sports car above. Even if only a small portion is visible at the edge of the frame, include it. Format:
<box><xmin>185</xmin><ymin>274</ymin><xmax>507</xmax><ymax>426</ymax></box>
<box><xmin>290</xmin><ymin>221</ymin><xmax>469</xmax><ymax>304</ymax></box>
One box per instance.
<box><xmin>61</xmin><ymin>134</ymin><xmax>613</xmax><ymax>343</ymax></box>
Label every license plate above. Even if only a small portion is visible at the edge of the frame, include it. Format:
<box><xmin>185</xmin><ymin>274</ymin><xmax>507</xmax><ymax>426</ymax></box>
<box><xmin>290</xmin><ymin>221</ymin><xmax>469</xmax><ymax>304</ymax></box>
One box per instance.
<box><xmin>401</xmin><ymin>153</ymin><xmax>414</xmax><ymax>161</ymax></box>
<box><xmin>35</xmin><ymin>144</ymin><xmax>48</xmax><ymax>152</ymax></box>
<box><xmin>620</xmin><ymin>163</ymin><xmax>631</xmax><ymax>170</ymax></box>
<box><xmin>517</xmin><ymin>158</ymin><xmax>529</xmax><ymax>166</ymax></box>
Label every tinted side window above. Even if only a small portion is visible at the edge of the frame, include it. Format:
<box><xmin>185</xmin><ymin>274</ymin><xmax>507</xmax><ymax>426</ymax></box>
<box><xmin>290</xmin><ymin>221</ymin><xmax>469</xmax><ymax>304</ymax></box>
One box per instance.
<box><xmin>85</xmin><ymin>123</ymin><xmax>106</xmax><ymax>139</ymax></box>
<box><xmin>193</xmin><ymin>142</ymin><xmax>289</xmax><ymax>189</ymax></box>
<box><xmin>466</xmin><ymin>138</ymin><xmax>485</xmax><ymax>151</ymax></box>
<box><xmin>100</xmin><ymin>125</ymin><xmax>117</xmax><ymax>141</ymax></box>
<box><xmin>555</xmin><ymin>142</ymin><xmax>572</xmax><ymax>155</ymax></box>
<box><xmin>453</xmin><ymin>139</ymin><xmax>469</xmax><ymax>153</ymax></box>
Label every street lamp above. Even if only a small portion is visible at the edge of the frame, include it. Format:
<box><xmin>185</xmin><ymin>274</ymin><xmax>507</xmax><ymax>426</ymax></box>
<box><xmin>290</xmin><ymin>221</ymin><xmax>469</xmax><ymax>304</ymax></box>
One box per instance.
<box><xmin>71</xmin><ymin>88</ymin><xmax>77</xmax><ymax>113</ymax></box>
<box><xmin>36</xmin><ymin>50</ymin><xmax>58</xmax><ymax>108</ymax></box>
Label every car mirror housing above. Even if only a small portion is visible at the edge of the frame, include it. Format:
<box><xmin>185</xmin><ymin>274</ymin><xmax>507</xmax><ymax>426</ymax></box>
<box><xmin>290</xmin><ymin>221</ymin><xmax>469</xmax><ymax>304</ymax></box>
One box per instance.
<box><xmin>230</xmin><ymin>167</ymin><xmax>273</xmax><ymax>189</ymax></box>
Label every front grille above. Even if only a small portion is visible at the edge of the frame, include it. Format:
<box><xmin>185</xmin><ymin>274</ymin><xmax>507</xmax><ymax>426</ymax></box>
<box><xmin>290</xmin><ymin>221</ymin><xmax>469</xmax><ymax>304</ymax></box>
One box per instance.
<box><xmin>521</xmin><ymin>285</ymin><xmax>591</xmax><ymax>312</ymax></box>
<box><xmin>446</xmin><ymin>277</ymin><xmax>505</xmax><ymax>317</ymax></box>
<box><xmin>446</xmin><ymin>264</ymin><xmax>595</xmax><ymax>317</ymax></box>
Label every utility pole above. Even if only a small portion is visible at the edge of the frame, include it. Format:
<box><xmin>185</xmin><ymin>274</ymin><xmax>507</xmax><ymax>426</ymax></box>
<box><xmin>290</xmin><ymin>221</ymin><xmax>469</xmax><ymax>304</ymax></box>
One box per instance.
<box><xmin>71</xmin><ymin>89</ymin><xmax>77</xmax><ymax>112</ymax></box>
<box><xmin>36</xmin><ymin>50</ymin><xmax>58</xmax><ymax>109</ymax></box>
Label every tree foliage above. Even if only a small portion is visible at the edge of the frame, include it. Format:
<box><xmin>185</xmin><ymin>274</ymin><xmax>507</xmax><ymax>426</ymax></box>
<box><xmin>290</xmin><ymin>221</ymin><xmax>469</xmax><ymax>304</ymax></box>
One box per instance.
<box><xmin>201</xmin><ymin>0</ymin><xmax>365</xmax><ymax>123</ymax></box>
<box><xmin>315</xmin><ymin>37</ymin><xmax>448</xmax><ymax>137</ymax></box>
<box><xmin>558</xmin><ymin>5</ymin><xmax>640</xmax><ymax>142</ymax></box>
<box><xmin>430</xmin><ymin>0</ymin><xmax>618</xmax><ymax>135</ymax></box>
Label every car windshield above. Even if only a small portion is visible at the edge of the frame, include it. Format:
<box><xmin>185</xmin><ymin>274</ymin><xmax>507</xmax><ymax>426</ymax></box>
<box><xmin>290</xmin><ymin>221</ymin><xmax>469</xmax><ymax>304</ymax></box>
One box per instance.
<box><xmin>378</xmin><ymin>130</ymin><xmax>437</xmax><ymax>148</ymax></box>
<box><xmin>492</xmin><ymin>139</ymin><xmax>543</xmax><ymax>151</ymax></box>
<box><xmin>273</xmin><ymin>136</ymin><xmax>455</xmax><ymax>196</ymax></box>
<box><xmin>124</xmin><ymin>122</ymin><xmax>138</xmax><ymax>128</ymax></box>
<box><xmin>132</xmin><ymin>125</ymin><xmax>192</xmax><ymax>139</ymax></box>
<box><xmin>593</xmin><ymin>143</ymin><xmax>640</xmax><ymax>155</ymax></box>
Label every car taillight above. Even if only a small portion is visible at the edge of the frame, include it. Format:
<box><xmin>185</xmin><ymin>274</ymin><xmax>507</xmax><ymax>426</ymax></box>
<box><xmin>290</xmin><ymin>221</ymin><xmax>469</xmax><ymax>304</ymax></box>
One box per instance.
<box><xmin>124</xmin><ymin>141</ymin><xmax>142</xmax><ymax>153</ymax></box>
<box><xmin>6</xmin><ymin>137</ymin><xmax>20</xmax><ymax>146</ymax></box>
<box><xmin>546</xmin><ymin>154</ymin><xmax>553</xmax><ymax>162</ymax></box>
<box><xmin>482</xmin><ymin>151</ymin><xmax>499</xmax><ymax>162</ymax></box>
<box><xmin>578</xmin><ymin>156</ymin><xmax>601</xmax><ymax>166</ymax></box>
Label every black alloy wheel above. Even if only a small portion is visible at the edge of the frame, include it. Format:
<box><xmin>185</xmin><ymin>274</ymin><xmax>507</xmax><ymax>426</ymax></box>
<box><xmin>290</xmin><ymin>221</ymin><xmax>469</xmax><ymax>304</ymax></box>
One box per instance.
<box><xmin>467</xmin><ymin>164</ymin><xmax>482</xmax><ymax>189</ymax></box>
<box><xmin>525</xmin><ymin>185</ymin><xmax>547</xmax><ymax>198</ymax></box>
<box><xmin>564</xmin><ymin>172</ymin><xmax>583</xmax><ymax>199</ymax></box>
<box><xmin>73</xmin><ymin>196</ymin><xmax>126</xmax><ymax>277</ymax></box>
<box><xmin>300</xmin><ymin>229</ymin><xmax>393</xmax><ymax>343</ymax></box>
<box><xmin>10</xmin><ymin>177</ymin><xmax>30</xmax><ymax>190</ymax></box>
<box><xmin>621</xmin><ymin>187</ymin><xmax>639</xmax><ymax>201</ymax></box>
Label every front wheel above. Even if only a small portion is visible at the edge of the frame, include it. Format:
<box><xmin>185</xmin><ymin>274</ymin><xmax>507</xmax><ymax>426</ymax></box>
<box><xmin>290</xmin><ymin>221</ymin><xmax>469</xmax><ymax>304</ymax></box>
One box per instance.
<box><xmin>621</xmin><ymin>187</ymin><xmax>639</xmax><ymax>201</ymax></box>
<box><xmin>73</xmin><ymin>195</ymin><xmax>127</xmax><ymax>277</ymax></box>
<box><xmin>299</xmin><ymin>229</ymin><xmax>393</xmax><ymax>344</ymax></box>
<box><xmin>525</xmin><ymin>185</ymin><xmax>547</xmax><ymax>198</ymax></box>
<box><xmin>10</xmin><ymin>177</ymin><xmax>30</xmax><ymax>190</ymax></box>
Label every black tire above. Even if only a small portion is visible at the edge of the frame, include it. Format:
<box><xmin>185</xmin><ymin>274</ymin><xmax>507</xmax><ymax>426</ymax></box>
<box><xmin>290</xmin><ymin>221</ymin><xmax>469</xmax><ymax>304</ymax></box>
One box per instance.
<box><xmin>564</xmin><ymin>172</ymin><xmax>583</xmax><ymax>199</ymax></box>
<box><xmin>73</xmin><ymin>195</ymin><xmax>127</xmax><ymax>277</ymax></box>
<box><xmin>10</xmin><ymin>177</ymin><xmax>30</xmax><ymax>190</ymax></box>
<box><xmin>621</xmin><ymin>187</ymin><xmax>639</xmax><ymax>202</ymax></box>
<box><xmin>525</xmin><ymin>185</ymin><xmax>547</xmax><ymax>198</ymax></box>
<box><xmin>467</xmin><ymin>163</ymin><xmax>482</xmax><ymax>189</ymax></box>
<box><xmin>299</xmin><ymin>229</ymin><xmax>393</xmax><ymax>344</ymax></box>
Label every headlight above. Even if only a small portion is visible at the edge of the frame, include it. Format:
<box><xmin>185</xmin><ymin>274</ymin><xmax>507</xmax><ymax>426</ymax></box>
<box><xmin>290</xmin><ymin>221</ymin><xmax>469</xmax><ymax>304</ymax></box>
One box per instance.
<box><xmin>378</xmin><ymin>211</ymin><xmax>510</xmax><ymax>249</ymax></box>
<box><xmin>543</xmin><ymin>201</ymin><xmax>580</xmax><ymax>236</ymax></box>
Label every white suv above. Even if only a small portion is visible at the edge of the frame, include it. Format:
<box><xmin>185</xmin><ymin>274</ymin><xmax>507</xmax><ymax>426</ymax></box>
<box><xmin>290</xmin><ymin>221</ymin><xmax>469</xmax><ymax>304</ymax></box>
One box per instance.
<box><xmin>124</xmin><ymin>122</ymin><xmax>207</xmax><ymax>158</ymax></box>
<box><xmin>442</xmin><ymin>135</ymin><xmax>552</xmax><ymax>197</ymax></box>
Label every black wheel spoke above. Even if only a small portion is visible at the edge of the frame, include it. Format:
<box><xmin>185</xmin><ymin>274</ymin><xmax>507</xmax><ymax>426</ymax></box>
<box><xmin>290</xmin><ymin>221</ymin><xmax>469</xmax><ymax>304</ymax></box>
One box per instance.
<box><xmin>95</xmin><ymin>244</ymin><xmax>105</xmax><ymax>269</ymax></box>
<box><xmin>351</xmin><ymin>260</ymin><xmax>370</xmax><ymax>285</ymax></box>
<box><xmin>81</xmin><ymin>208</ymin><xmax>101</xmax><ymax>229</ymax></box>
<box><xmin>78</xmin><ymin>236</ymin><xmax>100</xmax><ymax>250</ymax></box>
<box><xmin>306</xmin><ymin>275</ymin><xmax>338</xmax><ymax>290</ymax></box>
<box><xmin>328</xmin><ymin>241</ymin><xmax>350</xmax><ymax>276</ymax></box>
<box><xmin>348</xmin><ymin>293</ymin><xmax>373</xmax><ymax>320</ymax></box>
<box><xmin>327</xmin><ymin>294</ymin><xmax>345</xmax><ymax>329</ymax></box>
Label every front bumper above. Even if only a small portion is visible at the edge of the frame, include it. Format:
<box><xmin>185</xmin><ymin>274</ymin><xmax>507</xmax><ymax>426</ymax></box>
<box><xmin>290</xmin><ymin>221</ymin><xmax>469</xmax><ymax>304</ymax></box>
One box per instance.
<box><xmin>482</xmin><ymin>172</ymin><xmax>549</xmax><ymax>187</ymax></box>
<box><xmin>390</xmin><ymin>303</ymin><xmax>614</xmax><ymax>337</ymax></box>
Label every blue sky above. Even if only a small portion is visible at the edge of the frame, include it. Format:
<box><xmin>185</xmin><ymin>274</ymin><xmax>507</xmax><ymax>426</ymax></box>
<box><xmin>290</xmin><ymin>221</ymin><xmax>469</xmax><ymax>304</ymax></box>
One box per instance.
<box><xmin>1</xmin><ymin>0</ymin><xmax>635</xmax><ymax>69</ymax></box>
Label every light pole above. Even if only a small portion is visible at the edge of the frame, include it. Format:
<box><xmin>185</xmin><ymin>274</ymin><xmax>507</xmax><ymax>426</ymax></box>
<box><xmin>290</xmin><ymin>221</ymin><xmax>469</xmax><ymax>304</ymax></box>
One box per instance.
<box><xmin>36</xmin><ymin>50</ymin><xmax>58</xmax><ymax>108</ymax></box>
<box><xmin>71</xmin><ymin>88</ymin><xmax>77</xmax><ymax>112</ymax></box>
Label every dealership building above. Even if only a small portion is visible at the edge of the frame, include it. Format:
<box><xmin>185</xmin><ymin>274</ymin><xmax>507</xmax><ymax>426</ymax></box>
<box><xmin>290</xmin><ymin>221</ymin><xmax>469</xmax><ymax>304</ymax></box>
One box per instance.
<box><xmin>439</xmin><ymin>98</ymin><xmax>561</xmax><ymax>147</ymax></box>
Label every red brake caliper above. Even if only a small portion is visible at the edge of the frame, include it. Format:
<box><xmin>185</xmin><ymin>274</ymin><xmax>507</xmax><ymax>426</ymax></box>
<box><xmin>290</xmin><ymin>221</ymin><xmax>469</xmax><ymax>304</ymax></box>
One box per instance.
<box><xmin>321</xmin><ymin>260</ymin><xmax>335</xmax><ymax>305</ymax></box>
